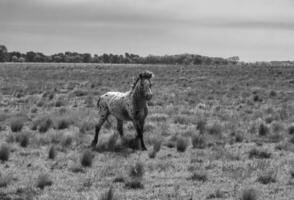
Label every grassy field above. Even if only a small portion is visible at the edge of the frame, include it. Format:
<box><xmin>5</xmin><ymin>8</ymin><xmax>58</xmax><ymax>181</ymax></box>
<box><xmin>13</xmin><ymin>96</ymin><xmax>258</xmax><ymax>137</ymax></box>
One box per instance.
<box><xmin>1</xmin><ymin>63</ymin><xmax>294</xmax><ymax>200</ymax></box>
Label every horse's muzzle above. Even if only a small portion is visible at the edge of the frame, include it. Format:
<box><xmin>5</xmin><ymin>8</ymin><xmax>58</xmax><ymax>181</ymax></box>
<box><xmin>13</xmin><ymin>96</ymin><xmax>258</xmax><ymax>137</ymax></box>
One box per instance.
<box><xmin>145</xmin><ymin>94</ymin><xmax>152</xmax><ymax>101</ymax></box>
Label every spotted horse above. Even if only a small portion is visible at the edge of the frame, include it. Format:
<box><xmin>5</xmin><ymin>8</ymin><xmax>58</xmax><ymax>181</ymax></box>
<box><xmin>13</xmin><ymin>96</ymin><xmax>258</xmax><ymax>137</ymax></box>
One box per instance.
<box><xmin>91</xmin><ymin>71</ymin><xmax>154</xmax><ymax>150</ymax></box>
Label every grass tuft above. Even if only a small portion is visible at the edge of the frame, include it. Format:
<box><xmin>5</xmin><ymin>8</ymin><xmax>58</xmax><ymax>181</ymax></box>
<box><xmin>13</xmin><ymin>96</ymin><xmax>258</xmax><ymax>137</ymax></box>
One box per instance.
<box><xmin>258</xmin><ymin>123</ymin><xmax>270</xmax><ymax>136</ymax></box>
<box><xmin>48</xmin><ymin>145</ymin><xmax>57</xmax><ymax>160</ymax></box>
<box><xmin>100</xmin><ymin>187</ymin><xmax>115</xmax><ymax>200</ymax></box>
<box><xmin>257</xmin><ymin>170</ymin><xmax>276</xmax><ymax>184</ymax></box>
<box><xmin>129</xmin><ymin>161</ymin><xmax>144</xmax><ymax>179</ymax></box>
<box><xmin>176</xmin><ymin>136</ymin><xmax>188</xmax><ymax>152</ymax></box>
<box><xmin>10</xmin><ymin>118</ymin><xmax>24</xmax><ymax>132</ymax></box>
<box><xmin>191</xmin><ymin>134</ymin><xmax>206</xmax><ymax>149</ymax></box>
<box><xmin>288</xmin><ymin>124</ymin><xmax>294</xmax><ymax>135</ymax></box>
<box><xmin>80</xmin><ymin>150</ymin><xmax>94</xmax><ymax>167</ymax></box>
<box><xmin>249</xmin><ymin>148</ymin><xmax>271</xmax><ymax>159</ymax></box>
<box><xmin>36</xmin><ymin>174</ymin><xmax>53</xmax><ymax>189</ymax></box>
<box><xmin>240</xmin><ymin>188</ymin><xmax>258</xmax><ymax>200</ymax></box>
<box><xmin>0</xmin><ymin>143</ymin><xmax>10</xmax><ymax>161</ymax></box>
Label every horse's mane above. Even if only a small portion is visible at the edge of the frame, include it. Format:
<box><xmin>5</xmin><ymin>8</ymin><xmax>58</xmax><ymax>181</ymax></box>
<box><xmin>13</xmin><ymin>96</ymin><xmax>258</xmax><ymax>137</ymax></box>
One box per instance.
<box><xmin>131</xmin><ymin>71</ymin><xmax>154</xmax><ymax>90</ymax></box>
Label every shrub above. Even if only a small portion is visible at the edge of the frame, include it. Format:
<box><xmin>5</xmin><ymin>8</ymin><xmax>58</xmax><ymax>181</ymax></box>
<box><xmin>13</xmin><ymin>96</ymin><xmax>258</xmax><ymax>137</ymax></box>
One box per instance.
<box><xmin>129</xmin><ymin>162</ymin><xmax>144</xmax><ymax>179</ymax></box>
<box><xmin>235</xmin><ymin>132</ymin><xmax>244</xmax><ymax>143</ymax></box>
<box><xmin>124</xmin><ymin>180</ymin><xmax>144</xmax><ymax>189</ymax></box>
<box><xmin>288</xmin><ymin>124</ymin><xmax>294</xmax><ymax>135</ymax></box>
<box><xmin>10</xmin><ymin>118</ymin><xmax>24</xmax><ymax>132</ymax></box>
<box><xmin>176</xmin><ymin>136</ymin><xmax>188</xmax><ymax>152</ymax></box>
<box><xmin>258</xmin><ymin>123</ymin><xmax>269</xmax><ymax>136</ymax></box>
<box><xmin>80</xmin><ymin>150</ymin><xmax>94</xmax><ymax>167</ymax></box>
<box><xmin>191</xmin><ymin>134</ymin><xmax>206</xmax><ymax>149</ymax></box>
<box><xmin>240</xmin><ymin>188</ymin><xmax>258</xmax><ymax>200</ymax></box>
<box><xmin>173</xmin><ymin>115</ymin><xmax>190</xmax><ymax>125</ymax></box>
<box><xmin>48</xmin><ymin>145</ymin><xmax>57</xmax><ymax>159</ymax></box>
<box><xmin>30</xmin><ymin>107</ymin><xmax>38</xmax><ymax>113</ymax></box>
<box><xmin>249</xmin><ymin>148</ymin><xmax>271</xmax><ymax>159</ymax></box>
<box><xmin>36</xmin><ymin>174</ymin><xmax>53</xmax><ymax>189</ymax></box>
<box><xmin>189</xmin><ymin>171</ymin><xmax>207</xmax><ymax>182</ymax></box>
<box><xmin>0</xmin><ymin>143</ymin><xmax>10</xmax><ymax>161</ymax></box>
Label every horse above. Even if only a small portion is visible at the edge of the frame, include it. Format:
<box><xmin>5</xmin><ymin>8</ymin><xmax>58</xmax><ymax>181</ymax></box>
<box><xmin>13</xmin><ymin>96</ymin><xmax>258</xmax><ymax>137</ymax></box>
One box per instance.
<box><xmin>91</xmin><ymin>71</ymin><xmax>154</xmax><ymax>150</ymax></box>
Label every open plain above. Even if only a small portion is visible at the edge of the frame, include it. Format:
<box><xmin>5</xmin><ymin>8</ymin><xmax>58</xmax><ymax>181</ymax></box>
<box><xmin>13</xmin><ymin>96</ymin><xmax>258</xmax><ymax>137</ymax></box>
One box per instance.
<box><xmin>1</xmin><ymin>63</ymin><xmax>294</xmax><ymax>199</ymax></box>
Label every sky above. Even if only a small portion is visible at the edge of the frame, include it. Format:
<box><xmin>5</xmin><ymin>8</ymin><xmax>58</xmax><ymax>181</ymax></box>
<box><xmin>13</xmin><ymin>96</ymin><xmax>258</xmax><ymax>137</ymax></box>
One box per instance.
<box><xmin>1</xmin><ymin>0</ymin><xmax>294</xmax><ymax>61</ymax></box>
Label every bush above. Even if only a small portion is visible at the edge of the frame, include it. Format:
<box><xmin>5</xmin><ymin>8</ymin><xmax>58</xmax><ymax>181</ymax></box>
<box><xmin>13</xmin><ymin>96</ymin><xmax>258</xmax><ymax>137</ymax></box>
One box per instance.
<box><xmin>0</xmin><ymin>143</ymin><xmax>10</xmax><ymax>161</ymax></box>
<box><xmin>240</xmin><ymin>188</ymin><xmax>258</xmax><ymax>200</ymax></box>
<box><xmin>176</xmin><ymin>136</ymin><xmax>188</xmax><ymax>152</ymax></box>
<box><xmin>80</xmin><ymin>150</ymin><xmax>94</xmax><ymax>167</ymax></box>
<box><xmin>36</xmin><ymin>174</ymin><xmax>53</xmax><ymax>189</ymax></box>
<box><xmin>191</xmin><ymin>134</ymin><xmax>206</xmax><ymax>149</ymax></box>
<box><xmin>48</xmin><ymin>145</ymin><xmax>57</xmax><ymax>159</ymax></box>
<box><xmin>10</xmin><ymin>118</ymin><xmax>24</xmax><ymax>132</ymax></box>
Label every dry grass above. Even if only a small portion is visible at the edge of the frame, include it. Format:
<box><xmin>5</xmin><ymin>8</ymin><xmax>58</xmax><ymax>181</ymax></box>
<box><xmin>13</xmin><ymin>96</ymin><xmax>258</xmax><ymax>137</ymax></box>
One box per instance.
<box><xmin>1</xmin><ymin>63</ymin><xmax>294</xmax><ymax>199</ymax></box>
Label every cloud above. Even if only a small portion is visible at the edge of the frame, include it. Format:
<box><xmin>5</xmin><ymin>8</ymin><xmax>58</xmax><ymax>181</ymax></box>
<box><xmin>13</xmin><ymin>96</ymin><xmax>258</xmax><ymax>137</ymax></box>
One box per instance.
<box><xmin>1</xmin><ymin>0</ymin><xmax>294</xmax><ymax>61</ymax></box>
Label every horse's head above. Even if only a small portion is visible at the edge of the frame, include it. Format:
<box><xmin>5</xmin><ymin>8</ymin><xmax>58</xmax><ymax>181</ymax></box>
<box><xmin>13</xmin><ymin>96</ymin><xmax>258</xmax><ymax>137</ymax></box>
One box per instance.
<box><xmin>137</xmin><ymin>71</ymin><xmax>154</xmax><ymax>101</ymax></box>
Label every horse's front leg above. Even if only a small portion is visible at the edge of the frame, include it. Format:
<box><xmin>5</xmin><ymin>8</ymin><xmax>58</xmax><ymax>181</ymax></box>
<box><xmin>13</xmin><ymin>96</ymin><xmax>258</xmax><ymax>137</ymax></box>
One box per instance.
<box><xmin>133</xmin><ymin>119</ymin><xmax>147</xmax><ymax>151</ymax></box>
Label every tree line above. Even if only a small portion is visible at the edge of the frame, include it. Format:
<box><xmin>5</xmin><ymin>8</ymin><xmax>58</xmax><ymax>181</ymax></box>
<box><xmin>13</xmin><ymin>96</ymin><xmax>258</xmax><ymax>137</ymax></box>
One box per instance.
<box><xmin>0</xmin><ymin>45</ymin><xmax>240</xmax><ymax>65</ymax></box>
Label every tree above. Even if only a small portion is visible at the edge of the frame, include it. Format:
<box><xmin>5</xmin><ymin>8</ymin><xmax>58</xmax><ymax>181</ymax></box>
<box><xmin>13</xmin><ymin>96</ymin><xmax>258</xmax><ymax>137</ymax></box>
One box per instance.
<box><xmin>26</xmin><ymin>51</ymin><xmax>36</xmax><ymax>62</ymax></box>
<box><xmin>0</xmin><ymin>45</ymin><xmax>8</xmax><ymax>62</ymax></box>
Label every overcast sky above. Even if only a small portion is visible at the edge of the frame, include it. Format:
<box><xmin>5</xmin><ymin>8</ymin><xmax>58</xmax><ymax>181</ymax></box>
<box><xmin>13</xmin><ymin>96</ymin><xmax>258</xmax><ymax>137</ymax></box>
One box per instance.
<box><xmin>1</xmin><ymin>0</ymin><xmax>294</xmax><ymax>61</ymax></box>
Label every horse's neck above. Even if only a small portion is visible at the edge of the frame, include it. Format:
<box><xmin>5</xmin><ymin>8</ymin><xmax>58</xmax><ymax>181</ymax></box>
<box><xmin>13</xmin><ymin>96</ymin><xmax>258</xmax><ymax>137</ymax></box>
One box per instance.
<box><xmin>129</xmin><ymin>85</ymin><xmax>146</xmax><ymax>110</ymax></box>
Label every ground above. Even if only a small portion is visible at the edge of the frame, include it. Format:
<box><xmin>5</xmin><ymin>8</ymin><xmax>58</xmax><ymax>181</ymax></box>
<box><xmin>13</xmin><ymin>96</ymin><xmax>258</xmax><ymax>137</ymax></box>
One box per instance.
<box><xmin>0</xmin><ymin>63</ymin><xmax>294</xmax><ymax>200</ymax></box>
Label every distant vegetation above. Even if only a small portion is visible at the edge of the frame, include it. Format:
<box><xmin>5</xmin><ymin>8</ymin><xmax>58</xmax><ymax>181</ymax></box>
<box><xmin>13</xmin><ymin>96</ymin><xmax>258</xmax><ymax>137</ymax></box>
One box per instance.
<box><xmin>0</xmin><ymin>45</ymin><xmax>240</xmax><ymax>65</ymax></box>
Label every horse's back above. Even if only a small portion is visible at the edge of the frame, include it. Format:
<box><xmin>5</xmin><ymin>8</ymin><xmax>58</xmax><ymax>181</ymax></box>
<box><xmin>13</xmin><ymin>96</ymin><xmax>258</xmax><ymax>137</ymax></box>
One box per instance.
<box><xmin>98</xmin><ymin>91</ymin><xmax>131</xmax><ymax>120</ymax></box>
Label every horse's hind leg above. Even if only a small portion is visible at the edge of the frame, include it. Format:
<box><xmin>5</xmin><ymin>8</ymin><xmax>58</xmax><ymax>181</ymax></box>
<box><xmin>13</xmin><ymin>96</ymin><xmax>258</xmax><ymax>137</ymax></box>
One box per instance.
<box><xmin>117</xmin><ymin>119</ymin><xmax>124</xmax><ymax>137</ymax></box>
<box><xmin>91</xmin><ymin>112</ymin><xmax>108</xmax><ymax>148</ymax></box>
